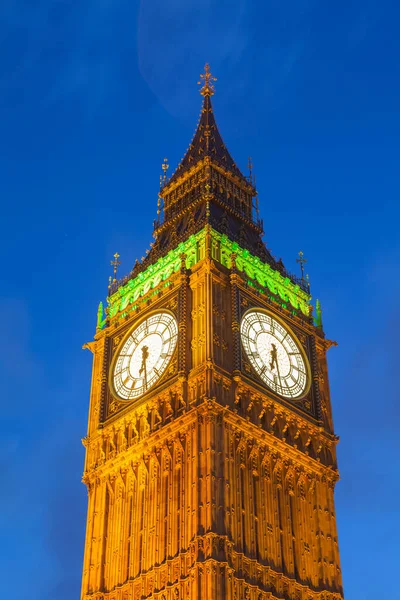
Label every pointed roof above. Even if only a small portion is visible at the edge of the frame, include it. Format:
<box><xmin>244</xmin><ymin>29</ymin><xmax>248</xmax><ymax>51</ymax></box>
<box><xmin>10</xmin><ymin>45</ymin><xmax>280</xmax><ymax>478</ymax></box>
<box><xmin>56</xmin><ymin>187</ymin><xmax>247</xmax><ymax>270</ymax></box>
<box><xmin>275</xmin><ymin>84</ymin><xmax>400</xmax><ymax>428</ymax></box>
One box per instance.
<box><xmin>164</xmin><ymin>64</ymin><xmax>252</xmax><ymax>190</ymax></box>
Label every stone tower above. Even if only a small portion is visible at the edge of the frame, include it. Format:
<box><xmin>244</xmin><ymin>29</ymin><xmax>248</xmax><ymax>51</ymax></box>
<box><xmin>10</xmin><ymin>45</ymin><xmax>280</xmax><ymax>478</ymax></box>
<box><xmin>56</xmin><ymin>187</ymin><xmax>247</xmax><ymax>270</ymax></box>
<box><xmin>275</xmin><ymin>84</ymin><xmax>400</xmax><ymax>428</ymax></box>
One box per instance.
<box><xmin>80</xmin><ymin>65</ymin><xmax>344</xmax><ymax>600</ymax></box>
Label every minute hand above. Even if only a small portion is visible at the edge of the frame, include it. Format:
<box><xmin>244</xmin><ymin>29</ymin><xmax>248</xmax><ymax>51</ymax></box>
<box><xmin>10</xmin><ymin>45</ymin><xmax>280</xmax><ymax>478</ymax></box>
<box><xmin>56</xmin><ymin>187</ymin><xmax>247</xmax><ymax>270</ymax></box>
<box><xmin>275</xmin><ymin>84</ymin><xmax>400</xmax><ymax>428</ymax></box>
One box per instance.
<box><xmin>139</xmin><ymin>345</ymin><xmax>149</xmax><ymax>390</ymax></box>
<box><xmin>143</xmin><ymin>360</ymin><xmax>147</xmax><ymax>390</ymax></box>
<box><xmin>275</xmin><ymin>358</ymin><xmax>283</xmax><ymax>391</ymax></box>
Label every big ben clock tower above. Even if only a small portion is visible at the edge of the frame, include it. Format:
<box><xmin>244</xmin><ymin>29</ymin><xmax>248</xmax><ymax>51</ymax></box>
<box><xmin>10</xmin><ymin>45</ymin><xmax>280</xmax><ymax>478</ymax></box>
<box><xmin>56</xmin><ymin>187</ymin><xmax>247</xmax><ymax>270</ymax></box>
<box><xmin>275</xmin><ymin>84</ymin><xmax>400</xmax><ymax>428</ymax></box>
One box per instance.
<box><xmin>80</xmin><ymin>66</ymin><xmax>344</xmax><ymax>600</ymax></box>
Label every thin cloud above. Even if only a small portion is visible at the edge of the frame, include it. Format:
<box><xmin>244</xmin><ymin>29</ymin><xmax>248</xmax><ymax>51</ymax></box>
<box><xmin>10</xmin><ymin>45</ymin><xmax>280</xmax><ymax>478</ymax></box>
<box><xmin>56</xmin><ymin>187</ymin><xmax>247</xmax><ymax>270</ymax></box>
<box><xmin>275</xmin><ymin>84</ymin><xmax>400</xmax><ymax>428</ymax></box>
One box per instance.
<box><xmin>137</xmin><ymin>0</ymin><xmax>250</xmax><ymax>117</ymax></box>
<box><xmin>0</xmin><ymin>0</ymin><xmax>132</xmax><ymax>115</ymax></box>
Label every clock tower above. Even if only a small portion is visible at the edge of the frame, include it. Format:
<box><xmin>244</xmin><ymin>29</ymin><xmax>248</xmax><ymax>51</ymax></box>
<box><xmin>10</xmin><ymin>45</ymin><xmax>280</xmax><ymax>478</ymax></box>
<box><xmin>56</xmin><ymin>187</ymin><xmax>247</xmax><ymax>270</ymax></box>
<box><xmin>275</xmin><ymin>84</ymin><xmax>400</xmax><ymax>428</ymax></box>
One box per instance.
<box><xmin>81</xmin><ymin>66</ymin><xmax>344</xmax><ymax>600</ymax></box>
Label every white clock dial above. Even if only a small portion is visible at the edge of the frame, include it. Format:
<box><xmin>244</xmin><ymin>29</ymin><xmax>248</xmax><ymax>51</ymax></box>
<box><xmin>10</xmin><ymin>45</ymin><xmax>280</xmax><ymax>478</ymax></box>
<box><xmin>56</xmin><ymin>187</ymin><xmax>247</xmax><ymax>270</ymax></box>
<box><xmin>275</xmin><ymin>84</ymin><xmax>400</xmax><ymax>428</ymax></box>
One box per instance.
<box><xmin>240</xmin><ymin>310</ymin><xmax>309</xmax><ymax>399</ymax></box>
<box><xmin>112</xmin><ymin>312</ymin><xmax>178</xmax><ymax>401</ymax></box>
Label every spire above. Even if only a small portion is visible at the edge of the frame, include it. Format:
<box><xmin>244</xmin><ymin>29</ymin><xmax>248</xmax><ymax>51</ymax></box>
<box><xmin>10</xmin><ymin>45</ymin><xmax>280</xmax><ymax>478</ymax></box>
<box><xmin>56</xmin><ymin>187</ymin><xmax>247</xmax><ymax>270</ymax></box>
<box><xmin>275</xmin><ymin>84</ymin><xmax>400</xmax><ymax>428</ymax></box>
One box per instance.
<box><xmin>164</xmin><ymin>64</ymin><xmax>252</xmax><ymax>189</ymax></box>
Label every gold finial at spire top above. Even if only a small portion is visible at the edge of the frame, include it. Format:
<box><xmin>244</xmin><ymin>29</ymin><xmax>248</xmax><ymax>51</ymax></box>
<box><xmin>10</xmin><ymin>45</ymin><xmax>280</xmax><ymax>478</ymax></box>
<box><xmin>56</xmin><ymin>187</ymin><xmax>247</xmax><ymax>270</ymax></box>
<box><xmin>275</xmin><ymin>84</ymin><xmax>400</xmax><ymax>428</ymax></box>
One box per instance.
<box><xmin>198</xmin><ymin>63</ymin><xmax>217</xmax><ymax>97</ymax></box>
<box><xmin>110</xmin><ymin>252</ymin><xmax>121</xmax><ymax>283</ymax></box>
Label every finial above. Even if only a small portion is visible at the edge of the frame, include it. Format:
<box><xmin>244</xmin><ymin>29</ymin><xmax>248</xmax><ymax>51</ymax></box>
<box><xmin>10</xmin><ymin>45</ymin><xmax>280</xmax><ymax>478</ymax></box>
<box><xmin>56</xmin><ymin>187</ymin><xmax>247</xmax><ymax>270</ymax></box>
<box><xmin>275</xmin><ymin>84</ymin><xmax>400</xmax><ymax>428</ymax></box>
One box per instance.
<box><xmin>155</xmin><ymin>174</ymin><xmax>163</xmax><ymax>226</ymax></box>
<box><xmin>161</xmin><ymin>158</ymin><xmax>169</xmax><ymax>184</ymax></box>
<box><xmin>255</xmin><ymin>194</ymin><xmax>260</xmax><ymax>223</ymax></box>
<box><xmin>97</xmin><ymin>301</ymin><xmax>104</xmax><ymax>330</ymax></box>
<box><xmin>110</xmin><ymin>252</ymin><xmax>121</xmax><ymax>283</ymax></box>
<box><xmin>156</xmin><ymin>166</ymin><xmax>167</xmax><ymax>226</ymax></box>
<box><xmin>315</xmin><ymin>299</ymin><xmax>323</xmax><ymax>329</ymax></box>
<box><xmin>157</xmin><ymin>193</ymin><xmax>161</xmax><ymax>217</ymax></box>
<box><xmin>198</xmin><ymin>63</ymin><xmax>217</xmax><ymax>97</ymax></box>
<box><xmin>248</xmin><ymin>156</ymin><xmax>253</xmax><ymax>184</ymax></box>
<box><xmin>296</xmin><ymin>250</ymin><xmax>307</xmax><ymax>282</ymax></box>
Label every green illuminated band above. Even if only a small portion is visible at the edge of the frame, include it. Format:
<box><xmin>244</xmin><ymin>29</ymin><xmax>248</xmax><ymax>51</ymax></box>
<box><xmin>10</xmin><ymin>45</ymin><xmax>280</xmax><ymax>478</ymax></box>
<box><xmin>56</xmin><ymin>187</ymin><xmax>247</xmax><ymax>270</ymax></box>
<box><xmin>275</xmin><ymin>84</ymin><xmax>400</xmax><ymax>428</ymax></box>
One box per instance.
<box><xmin>100</xmin><ymin>228</ymin><xmax>312</xmax><ymax>329</ymax></box>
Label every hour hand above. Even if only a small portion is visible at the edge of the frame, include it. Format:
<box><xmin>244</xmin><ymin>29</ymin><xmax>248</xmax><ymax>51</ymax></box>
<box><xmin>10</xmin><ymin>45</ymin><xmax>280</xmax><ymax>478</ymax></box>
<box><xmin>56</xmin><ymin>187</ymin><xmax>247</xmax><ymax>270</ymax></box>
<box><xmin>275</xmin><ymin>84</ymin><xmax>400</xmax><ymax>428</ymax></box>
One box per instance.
<box><xmin>139</xmin><ymin>345</ymin><xmax>149</xmax><ymax>377</ymax></box>
<box><xmin>269</xmin><ymin>343</ymin><xmax>278</xmax><ymax>371</ymax></box>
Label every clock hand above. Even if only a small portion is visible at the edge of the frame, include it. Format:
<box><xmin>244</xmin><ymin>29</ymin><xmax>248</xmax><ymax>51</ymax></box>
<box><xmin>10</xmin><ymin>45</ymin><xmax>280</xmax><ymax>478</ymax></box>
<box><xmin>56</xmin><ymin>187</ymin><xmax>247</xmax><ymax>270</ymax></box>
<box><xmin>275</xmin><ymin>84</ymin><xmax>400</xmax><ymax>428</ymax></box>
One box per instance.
<box><xmin>269</xmin><ymin>343</ymin><xmax>282</xmax><ymax>390</ymax></box>
<box><xmin>139</xmin><ymin>345</ymin><xmax>149</xmax><ymax>390</ymax></box>
<box><xmin>275</xmin><ymin>356</ymin><xmax>283</xmax><ymax>391</ymax></box>
<box><xmin>269</xmin><ymin>343</ymin><xmax>278</xmax><ymax>371</ymax></box>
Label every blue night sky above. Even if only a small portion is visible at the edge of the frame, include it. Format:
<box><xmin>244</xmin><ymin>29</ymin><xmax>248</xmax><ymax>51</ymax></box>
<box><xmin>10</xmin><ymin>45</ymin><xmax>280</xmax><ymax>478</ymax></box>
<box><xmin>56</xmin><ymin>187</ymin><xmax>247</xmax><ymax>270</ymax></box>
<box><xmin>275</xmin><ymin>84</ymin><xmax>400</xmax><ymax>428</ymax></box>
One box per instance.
<box><xmin>1</xmin><ymin>1</ymin><xmax>399</xmax><ymax>598</ymax></box>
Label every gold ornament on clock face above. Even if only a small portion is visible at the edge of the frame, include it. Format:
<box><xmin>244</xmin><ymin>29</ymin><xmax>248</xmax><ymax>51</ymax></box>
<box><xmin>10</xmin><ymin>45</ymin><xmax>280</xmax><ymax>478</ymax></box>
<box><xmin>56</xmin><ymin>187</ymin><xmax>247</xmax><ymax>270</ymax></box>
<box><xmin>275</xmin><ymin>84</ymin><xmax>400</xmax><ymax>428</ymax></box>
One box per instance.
<box><xmin>240</xmin><ymin>310</ymin><xmax>309</xmax><ymax>399</ymax></box>
<box><xmin>112</xmin><ymin>312</ymin><xmax>178</xmax><ymax>401</ymax></box>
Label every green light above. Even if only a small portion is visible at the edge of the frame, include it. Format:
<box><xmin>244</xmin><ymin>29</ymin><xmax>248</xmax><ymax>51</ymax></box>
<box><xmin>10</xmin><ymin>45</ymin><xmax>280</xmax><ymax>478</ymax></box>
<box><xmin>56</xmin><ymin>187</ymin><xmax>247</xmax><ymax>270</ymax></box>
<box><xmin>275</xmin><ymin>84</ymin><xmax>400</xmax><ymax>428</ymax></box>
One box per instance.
<box><xmin>211</xmin><ymin>229</ymin><xmax>310</xmax><ymax>315</ymax></box>
<box><xmin>97</xmin><ymin>301</ymin><xmax>105</xmax><ymax>330</ymax></box>
<box><xmin>100</xmin><ymin>228</ymin><xmax>311</xmax><ymax>329</ymax></box>
<box><xmin>315</xmin><ymin>298</ymin><xmax>323</xmax><ymax>329</ymax></box>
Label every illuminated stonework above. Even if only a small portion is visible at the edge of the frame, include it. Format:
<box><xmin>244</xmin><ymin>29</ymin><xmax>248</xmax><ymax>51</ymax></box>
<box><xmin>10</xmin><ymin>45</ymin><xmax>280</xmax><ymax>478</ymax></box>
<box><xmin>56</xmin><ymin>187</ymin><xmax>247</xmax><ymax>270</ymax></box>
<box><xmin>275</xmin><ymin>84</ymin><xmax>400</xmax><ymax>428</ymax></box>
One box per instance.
<box><xmin>81</xmin><ymin>68</ymin><xmax>344</xmax><ymax>600</ymax></box>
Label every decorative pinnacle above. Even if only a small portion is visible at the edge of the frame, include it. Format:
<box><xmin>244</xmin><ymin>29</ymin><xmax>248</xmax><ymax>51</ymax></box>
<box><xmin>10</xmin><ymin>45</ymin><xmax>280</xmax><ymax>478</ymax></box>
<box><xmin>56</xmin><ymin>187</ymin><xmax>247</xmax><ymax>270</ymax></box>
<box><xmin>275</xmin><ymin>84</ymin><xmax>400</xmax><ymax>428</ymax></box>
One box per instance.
<box><xmin>198</xmin><ymin>63</ymin><xmax>217</xmax><ymax>97</ymax></box>
<box><xmin>156</xmin><ymin>192</ymin><xmax>161</xmax><ymax>217</ymax></box>
<box><xmin>97</xmin><ymin>301</ymin><xmax>104</xmax><ymax>330</ymax></box>
<box><xmin>296</xmin><ymin>250</ymin><xmax>307</xmax><ymax>282</ymax></box>
<box><xmin>156</xmin><ymin>174</ymin><xmax>163</xmax><ymax>223</ymax></box>
<box><xmin>315</xmin><ymin>299</ymin><xmax>323</xmax><ymax>329</ymax></box>
<box><xmin>110</xmin><ymin>252</ymin><xmax>121</xmax><ymax>283</ymax></box>
<box><xmin>161</xmin><ymin>158</ymin><xmax>169</xmax><ymax>184</ymax></box>
<box><xmin>255</xmin><ymin>194</ymin><xmax>260</xmax><ymax>221</ymax></box>
<box><xmin>248</xmin><ymin>156</ymin><xmax>253</xmax><ymax>183</ymax></box>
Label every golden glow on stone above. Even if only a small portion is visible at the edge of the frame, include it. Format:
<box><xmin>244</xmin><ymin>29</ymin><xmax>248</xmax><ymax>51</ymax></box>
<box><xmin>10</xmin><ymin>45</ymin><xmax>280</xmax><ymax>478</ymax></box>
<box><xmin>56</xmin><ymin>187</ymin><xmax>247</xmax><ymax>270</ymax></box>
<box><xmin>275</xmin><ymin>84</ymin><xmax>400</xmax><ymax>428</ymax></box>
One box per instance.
<box><xmin>81</xmin><ymin>242</ymin><xmax>343</xmax><ymax>600</ymax></box>
<box><xmin>81</xmin><ymin>76</ymin><xmax>343</xmax><ymax>600</ymax></box>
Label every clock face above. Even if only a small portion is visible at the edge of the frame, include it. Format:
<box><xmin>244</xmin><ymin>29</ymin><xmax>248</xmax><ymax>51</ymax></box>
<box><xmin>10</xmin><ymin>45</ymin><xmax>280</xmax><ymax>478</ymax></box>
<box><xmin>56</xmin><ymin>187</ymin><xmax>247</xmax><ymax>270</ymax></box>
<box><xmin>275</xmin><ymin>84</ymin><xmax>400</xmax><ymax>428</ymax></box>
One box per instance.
<box><xmin>112</xmin><ymin>311</ymin><xmax>178</xmax><ymax>401</ymax></box>
<box><xmin>240</xmin><ymin>310</ymin><xmax>309</xmax><ymax>399</ymax></box>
